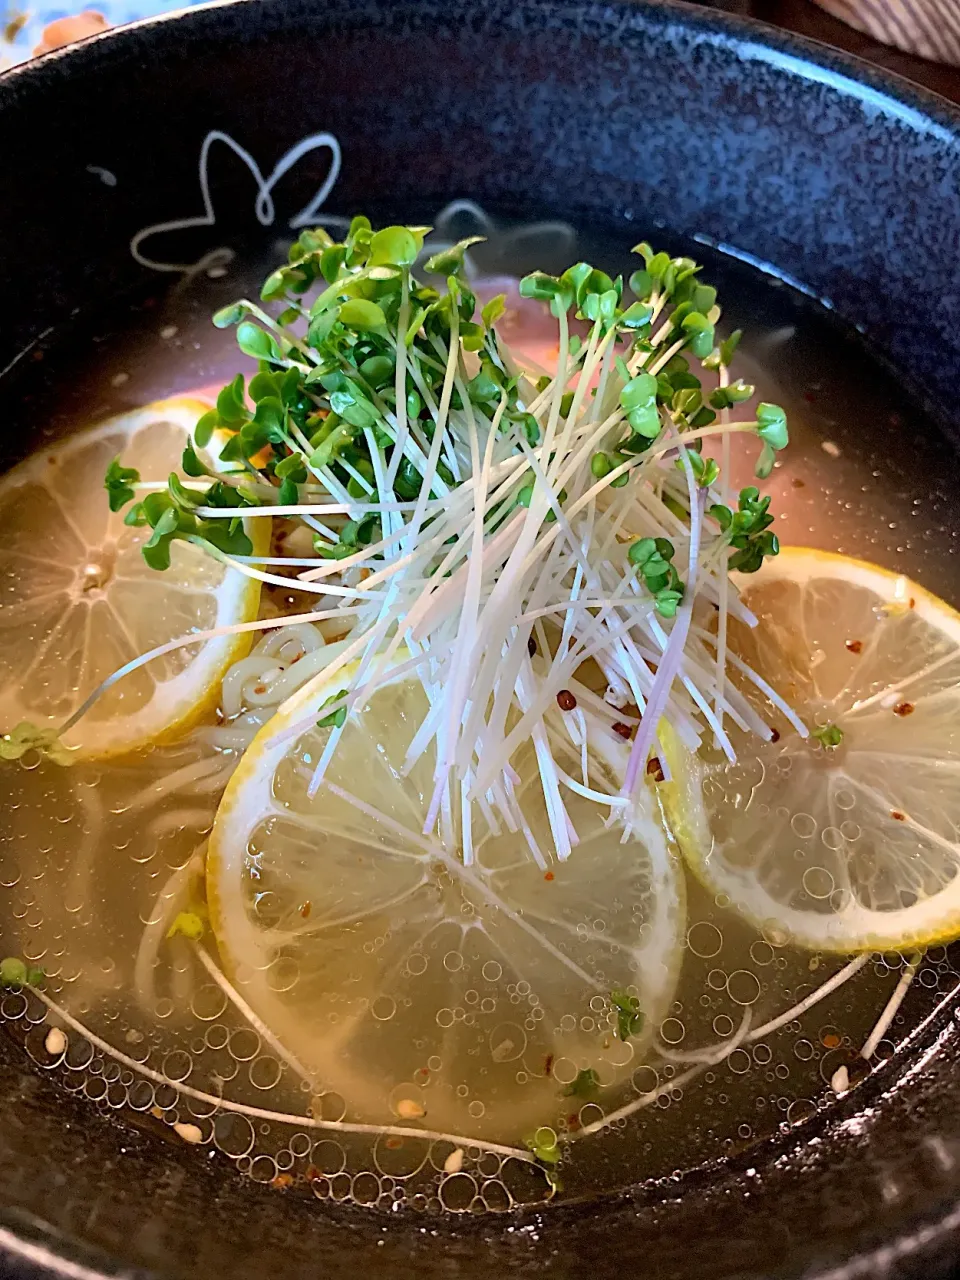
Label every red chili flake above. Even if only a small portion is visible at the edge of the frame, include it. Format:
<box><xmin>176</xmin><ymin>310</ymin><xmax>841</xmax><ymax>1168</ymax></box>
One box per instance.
<box><xmin>770</xmin><ymin>729</ymin><xmax>781</xmax><ymax>743</ymax></box>
<box><xmin>909</xmin><ymin>598</ymin><xmax>916</xmax><ymax>609</ymax></box>
<box><xmin>791</xmin><ymin>477</ymin><xmax>806</xmax><ymax>489</ymax></box>
<box><xmin>385</xmin><ymin>1137</ymin><xmax>403</xmax><ymax>1150</ymax></box>
<box><xmin>891</xmin><ymin>810</ymin><xmax>906</xmax><ymax>821</ymax></box>
<box><xmin>32</xmin><ymin>350</ymin><xmax>44</xmax><ymax>362</ymax></box>
<box><xmin>803</xmin><ymin>391</ymin><xmax>816</xmax><ymax>403</ymax></box>
<box><xmin>254</xmin><ymin>685</ymin><xmax>267</xmax><ymax>695</ymax></box>
<box><xmin>527</xmin><ymin>635</ymin><xmax>537</xmax><ymax>657</ymax></box>
<box><xmin>544</xmin><ymin>1054</ymin><xmax>555</xmax><ymax>1076</ymax></box>
<box><xmin>566</xmin><ymin>1113</ymin><xmax>582</xmax><ymax>1132</ymax></box>
<box><xmin>612</xmin><ymin>721</ymin><xmax>633</xmax><ymax>740</ymax></box>
<box><xmin>845</xmin><ymin>639</ymin><xmax>863</xmax><ymax>655</ymax></box>
<box><xmin>646</xmin><ymin>757</ymin><xmax>665</xmax><ymax>782</ymax></box>
<box><xmin>544</xmin><ymin>871</ymin><xmax>555</xmax><ymax>882</ymax></box>
<box><xmin>271</xmin><ymin>1174</ymin><xmax>294</xmax><ymax>1189</ymax></box>
<box><xmin>893</xmin><ymin>701</ymin><xmax>915</xmax><ymax>717</ymax></box>
<box><xmin>821</xmin><ymin>1033</ymin><xmax>841</xmax><ymax>1050</ymax></box>
<box><xmin>556</xmin><ymin>689</ymin><xmax>577</xmax><ymax>712</ymax></box>
<box><xmin>305</xmin><ymin>1165</ymin><xmax>322</xmax><ymax>1182</ymax></box>
<box><xmin>299</xmin><ymin>900</ymin><xmax>312</xmax><ymax>919</ymax></box>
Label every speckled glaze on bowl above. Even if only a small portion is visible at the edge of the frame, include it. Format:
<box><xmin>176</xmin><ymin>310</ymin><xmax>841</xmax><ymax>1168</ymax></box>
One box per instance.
<box><xmin>1</xmin><ymin>3</ymin><xmax>960</xmax><ymax>1279</ymax></box>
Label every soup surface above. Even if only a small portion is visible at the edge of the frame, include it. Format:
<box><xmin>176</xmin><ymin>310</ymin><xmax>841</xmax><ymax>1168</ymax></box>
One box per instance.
<box><xmin>1</xmin><ymin>206</ymin><xmax>959</xmax><ymax>1210</ymax></box>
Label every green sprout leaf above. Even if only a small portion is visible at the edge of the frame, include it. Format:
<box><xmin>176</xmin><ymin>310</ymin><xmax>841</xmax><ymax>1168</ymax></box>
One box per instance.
<box><xmin>123</xmin><ymin>504</ymin><xmax>147</xmax><ymax>527</ymax></box>
<box><xmin>681</xmin><ymin>310</ymin><xmax>715</xmax><ymax>359</ymax></box>
<box><xmin>591</xmin><ymin>452</ymin><xmax>612</xmax><ymax>479</ymax></box>
<box><xmin>756</xmin><ymin>402</ymin><xmax>789</xmax><ymax>452</ymax></box>
<box><xmin>610</xmin><ymin>989</ymin><xmax>645</xmax><ymax>1041</ymax></box>
<box><xmin>716</xmin><ymin>486</ymin><xmax>780</xmax><ymax>573</ymax></box>
<box><xmin>755</xmin><ymin>441</ymin><xmax>777</xmax><ymax>479</ymax></box>
<box><xmin>200</xmin><ymin>520</ymin><xmax>253</xmax><ymax>558</ymax></box>
<box><xmin>181</xmin><ymin>442</ymin><xmax>208</xmax><ymax>478</ymax></box>
<box><xmin>813</xmin><ymin>723</ymin><xmax>844</xmax><ymax>749</ymax></box>
<box><xmin>425</xmin><ymin>236</ymin><xmax>484</xmax><ymax>277</ymax></box>
<box><xmin>563</xmin><ymin>1068</ymin><xmax>600</xmax><ymax>1099</ymax></box>
<box><xmin>168</xmin><ymin>472</ymin><xmax>202</xmax><ymax>511</ymax></box>
<box><xmin>620</xmin><ymin>299</ymin><xmax>653</xmax><ymax>329</ymax></box>
<box><xmin>519</xmin><ymin>271</ymin><xmax>564</xmax><ymax>304</ymax></box>
<box><xmin>0</xmin><ymin>957</ymin><xmax>27</xmax><ymax>988</ymax></box>
<box><xmin>317</xmin><ymin>689</ymin><xmax>348</xmax><ymax>729</ymax></box>
<box><xmin>681</xmin><ymin>450</ymin><xmax>719</xmax><ymax>488</ymax></box>
<box><xmin>720</xmin><ymin>329</ymin><xmax>743</xmax><ymax>366</ymax></box>
<box><xmin>359</xmin><ymin>354</ymin><xmax>395</xmax><ymax>388</ymax></box>
<box><xmin>0</xmin><ymin>957</ymin><xmax>43</xmax><ymax>988</ymax></box>
<box><xmin>104</xmin><ymin>456</ymin><xmax>140</xmax><ymax>512</ymax></box>
<box><xmin>627</xmin><ymin>537</ymin><xmax>685</xmax><ymax>617</ymax></box>
<box><xmin>521</xmin><ymin>1128</ymin><xmax>564</xmax><ymax>1194</ymax></box>
<box><xmin>709</xmin><ymin>379</ymin><xmax>755</xmax><ymax>410</ymax></box>
<box><xmin>620</xmin><ymin>372</ymin><xmax>660</xmax><ymax>439</ymax></box>
<box><xmin>217</xmin><ymin>374</ymin><xmax>248</xmax><ymax>425</ymax></box>
<box><xmin>368</xmin><ymin>225</ymin><xmax>419</xmax><ymax>269</ymax></box>
<box><xmin>0</xmin><ymin>721</ymin><xmax>73</xmax><ymax>767</ymax></box>
<box><xmin>212</xmin><ymin>302</ymin><xmax>247</xmax><ymax>329</ymax></box>
<box><xmin>339</xmin><ymin>299</ymin><xmax>386</xmax><ymax>331</ymax></box>
<box><xmin>278</xmin><ymin>476</ymin><xmax>299</xmax><ymax>506</ymax></box>
<box><xmin>194</xmin><ymin>410</ymin><xmax>219</xmax><ymax>449</ymax></box>
<box><xmin>236</xmin><ymin>322</ymin><xmax>280</xmax><ymax>362</ymax></box>
<box><xmin>524</xmin><ymin>1126</ymin><xmax>561</xmax><ymax>1165</ymax></box>
<box><xmin>166</xmin><ymin>911</ymin><xmax>205</xmax><ymax>941</ymax></box>
<box><xmin>481</xmin><ymin>294</ymin><xmax>506</xmax><ymax>329</ymax></box>
<box><xmin>628</xmin><ymin>268</ymin><xmax>654</xmax><ymax>301</ymax></box>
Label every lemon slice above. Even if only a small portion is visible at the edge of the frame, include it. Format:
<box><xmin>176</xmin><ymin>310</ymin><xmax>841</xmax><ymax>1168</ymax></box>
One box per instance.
<box><xmin>0</xmin><ymin>398</ymin><xmax>267</xmax><ymax>759</ymax></box>
<box><xmin>207</xmin><ymin>655</ymin><xmax>684</xmax><ymax>1141</ymax></box>
<box><xmin>664</xmin><ymin>546</ymin><xmax>960</xmax><ymax>953</ymax></box>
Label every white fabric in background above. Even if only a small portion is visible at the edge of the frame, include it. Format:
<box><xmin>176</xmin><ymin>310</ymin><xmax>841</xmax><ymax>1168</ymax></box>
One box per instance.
<box><xmin>816</xmin><ymin>0</ymin><xmax>960</xmax><ymax>65</ymax></box>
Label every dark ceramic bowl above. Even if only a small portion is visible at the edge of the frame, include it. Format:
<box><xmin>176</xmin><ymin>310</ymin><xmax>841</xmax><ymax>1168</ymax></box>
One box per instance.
<box><xmin>2</xmin><ymin>2</ymin><xmax>960</xmax><ymax>1278</ymax></box>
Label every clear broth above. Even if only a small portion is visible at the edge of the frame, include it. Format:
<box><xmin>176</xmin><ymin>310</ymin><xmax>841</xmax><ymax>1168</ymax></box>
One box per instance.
<box><xmin>1</xmin><ymin>210</ymin><xmax>958</xmax><ymax>1210</ymax></box>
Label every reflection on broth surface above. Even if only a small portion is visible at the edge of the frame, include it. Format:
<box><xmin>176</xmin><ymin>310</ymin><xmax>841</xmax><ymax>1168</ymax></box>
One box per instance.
<box><xmin>1</xmin><ymin>209</ymin><xmax>959</xmax><ymax>1211</ymax></box>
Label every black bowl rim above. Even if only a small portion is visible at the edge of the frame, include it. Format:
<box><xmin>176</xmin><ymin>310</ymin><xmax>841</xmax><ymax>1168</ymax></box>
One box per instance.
<box><xmin>5</xmin><ymin>0</ymin><xmax>960</xmax><ymax>140</ymax></box>
<box><xmin>2</xmin><ymin>3</ymin><xmax>960</xmax><ymax>1279</ymax></box>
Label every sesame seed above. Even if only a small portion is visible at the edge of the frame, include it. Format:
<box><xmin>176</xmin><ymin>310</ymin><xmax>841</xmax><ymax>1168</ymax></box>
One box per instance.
<box><xmin>44</xmin><ymin>1027</ymin><xmax>66</xmax><ymax>1056</ymax></box>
